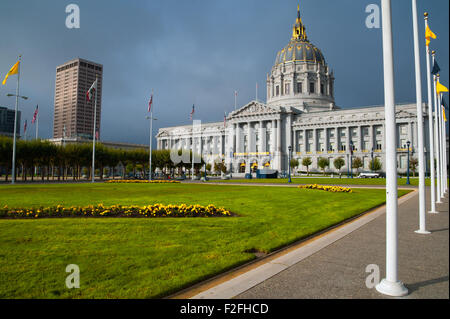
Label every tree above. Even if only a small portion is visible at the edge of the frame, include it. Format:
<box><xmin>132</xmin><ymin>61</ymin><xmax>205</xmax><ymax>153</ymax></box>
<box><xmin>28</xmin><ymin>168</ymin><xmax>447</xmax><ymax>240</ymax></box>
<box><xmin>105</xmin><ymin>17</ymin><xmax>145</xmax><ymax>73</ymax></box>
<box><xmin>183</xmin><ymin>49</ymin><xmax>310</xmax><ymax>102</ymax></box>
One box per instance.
<box><xmin>290</xmin><ymin>159</ymin><xmax>299</xmax><ymax>175</ymax></box>
<box><xmin>369</xmin><ymin>157</ymin><xmax>382</xmax><ymax>172</ymax></box>
<box><xmin>302</xmin><ymin>157</ymin><xmax>312</xmax><ymax>176</ymax></box>
<box><xmin>352</xmin><ymin>157</ymin><xmax>363</xmax><ymax>173</ymax></box>
<box><xmin>205</xmin><ymin>163</ymin><xmax>212</xmax><ymax>173</ymax></box>
<box><xmin>333</xmin><ymin>157</ymin><xmax>345</xmax><ymax>177</ymax></box>
<box><xmin>409</xmin><ymin>157</ymin><xmax>418</xmax><ymax>177</ymax></box>
<box><xmin>214</xmin><ymin>161</ymin><xmax>227</xmax><ymax>174</ymax></box>
<box><xmin>317</xmin><ymin>157</ymin><xmax>329</xmax><ymax>175</ymax></box>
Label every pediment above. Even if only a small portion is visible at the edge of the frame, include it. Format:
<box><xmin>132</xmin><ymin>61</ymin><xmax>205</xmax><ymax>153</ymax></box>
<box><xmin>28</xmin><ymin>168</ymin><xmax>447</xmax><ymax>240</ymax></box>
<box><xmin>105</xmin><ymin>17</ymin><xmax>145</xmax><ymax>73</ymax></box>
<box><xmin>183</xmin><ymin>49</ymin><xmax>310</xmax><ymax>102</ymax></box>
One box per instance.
<box><xmin>230</xmin><ymin>101</ymin><xmax>278</xmax><ymax>118</ymax></box>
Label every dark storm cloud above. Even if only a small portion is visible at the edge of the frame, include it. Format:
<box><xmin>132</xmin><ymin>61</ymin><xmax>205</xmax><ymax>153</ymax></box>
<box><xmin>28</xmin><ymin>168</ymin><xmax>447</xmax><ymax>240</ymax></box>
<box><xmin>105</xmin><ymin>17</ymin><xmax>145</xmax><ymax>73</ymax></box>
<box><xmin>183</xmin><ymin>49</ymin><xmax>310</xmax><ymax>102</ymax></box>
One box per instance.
<box><xmin>0</xmin><ymin>0</ymin><xmax>448</xmax><ymax>144</ymax></box>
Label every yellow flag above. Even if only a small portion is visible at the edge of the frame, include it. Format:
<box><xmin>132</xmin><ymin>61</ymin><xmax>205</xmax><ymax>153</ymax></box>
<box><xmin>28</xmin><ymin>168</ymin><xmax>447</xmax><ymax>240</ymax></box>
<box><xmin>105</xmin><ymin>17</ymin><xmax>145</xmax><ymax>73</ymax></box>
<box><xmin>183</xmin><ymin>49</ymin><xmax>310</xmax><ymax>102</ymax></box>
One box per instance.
<box><xmin>2</xmin><ymin>60</ymin><xmax>20</xmax><ymax>85</ymax></box>
<box><xmin>443</xmin><ymin>107</ymin><xmax>447</xmax><ymax>122</ymax></box>
<box><xmin>436</xmin><ymin>81</ymin><xmax>449</xmax><ymax>95</ymax></box>
<box><xmin>425</xmin><ymin>25</ymin><xmax>437</xmax><ymax>47</ymax></box>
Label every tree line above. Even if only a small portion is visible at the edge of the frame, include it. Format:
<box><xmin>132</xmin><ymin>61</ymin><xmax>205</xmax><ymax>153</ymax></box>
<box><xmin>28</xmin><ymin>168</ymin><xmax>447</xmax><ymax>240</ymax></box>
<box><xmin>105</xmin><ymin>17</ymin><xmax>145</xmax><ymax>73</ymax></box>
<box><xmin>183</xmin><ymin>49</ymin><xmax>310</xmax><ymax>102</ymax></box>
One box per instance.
<box><xmin>0</xmin><ymin>136</ymin><xmax>205</xmax><ymax>182</ymax></box>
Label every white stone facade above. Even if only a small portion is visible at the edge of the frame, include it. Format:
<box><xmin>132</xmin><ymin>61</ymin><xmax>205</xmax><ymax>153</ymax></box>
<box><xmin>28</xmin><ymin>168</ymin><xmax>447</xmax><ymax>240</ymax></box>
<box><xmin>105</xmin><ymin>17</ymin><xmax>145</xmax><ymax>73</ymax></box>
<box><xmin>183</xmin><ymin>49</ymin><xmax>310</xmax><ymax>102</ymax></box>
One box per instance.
<box><xmin>156</xmin><ymin>6</ymin><xmax>431</xmax><ymax>175</ymax></box>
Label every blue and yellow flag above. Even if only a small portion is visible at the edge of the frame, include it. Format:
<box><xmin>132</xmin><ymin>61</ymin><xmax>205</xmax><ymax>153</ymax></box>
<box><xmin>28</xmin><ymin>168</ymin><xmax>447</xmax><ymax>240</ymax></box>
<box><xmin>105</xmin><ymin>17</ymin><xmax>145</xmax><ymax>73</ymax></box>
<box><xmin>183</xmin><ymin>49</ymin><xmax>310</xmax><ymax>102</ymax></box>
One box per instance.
<box><xmin>2</xmin><ymin>60</ymin><xmax>20</xmax><ymax>85</ymax></box>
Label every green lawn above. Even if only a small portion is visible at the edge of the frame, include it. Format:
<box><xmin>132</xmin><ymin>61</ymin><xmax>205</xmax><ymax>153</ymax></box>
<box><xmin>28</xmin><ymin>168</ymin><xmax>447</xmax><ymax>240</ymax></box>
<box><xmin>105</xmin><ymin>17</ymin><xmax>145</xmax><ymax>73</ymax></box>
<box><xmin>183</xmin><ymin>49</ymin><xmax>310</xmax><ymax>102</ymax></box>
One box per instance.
<box><xmin>210</xmin><ymin>177</ymin><xmax>432</xmax><ymax>186</ymax></box>
<box><xmin>0</xmin><ymin>183</ymin><xmax>410</xmax><ymax>299</ymax></box>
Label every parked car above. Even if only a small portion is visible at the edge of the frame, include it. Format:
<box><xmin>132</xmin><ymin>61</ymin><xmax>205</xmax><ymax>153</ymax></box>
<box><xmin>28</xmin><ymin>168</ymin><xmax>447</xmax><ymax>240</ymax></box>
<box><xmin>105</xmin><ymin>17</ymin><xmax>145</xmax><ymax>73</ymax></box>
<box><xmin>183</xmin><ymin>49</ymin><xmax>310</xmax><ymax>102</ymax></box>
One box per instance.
<box><xmin>358</xmin><ymin>172</ymin><xmax>380</xmax><ymax>178</ymax></box>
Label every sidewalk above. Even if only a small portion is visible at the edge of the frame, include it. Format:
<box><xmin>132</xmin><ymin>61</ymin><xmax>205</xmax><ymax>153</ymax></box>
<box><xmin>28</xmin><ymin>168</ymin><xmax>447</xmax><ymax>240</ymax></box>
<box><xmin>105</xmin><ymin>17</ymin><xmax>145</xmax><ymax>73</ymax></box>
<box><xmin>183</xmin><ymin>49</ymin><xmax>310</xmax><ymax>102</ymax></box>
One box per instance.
<box><xmin>192</xmin><ymin>187</ymin><xmax>448</xmax><ymax>299</ymax></box>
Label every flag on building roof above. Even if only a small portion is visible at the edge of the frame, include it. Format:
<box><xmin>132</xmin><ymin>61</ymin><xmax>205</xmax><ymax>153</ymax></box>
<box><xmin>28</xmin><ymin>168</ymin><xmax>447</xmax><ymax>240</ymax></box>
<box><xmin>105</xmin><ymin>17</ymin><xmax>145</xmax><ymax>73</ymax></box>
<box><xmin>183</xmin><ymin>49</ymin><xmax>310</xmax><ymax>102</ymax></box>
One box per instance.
<box><xmin>148</xmin><ymin>93</ymin><xmax>153</xmax><ymax>112</ymax></box>
<box><xmin>431</xmin><ymin>60</ymin><xmax>440</xmax><ymax>75</ymax></box>
<box><xmin>425</xmin><ymin>25</ymin><xmax>436</xmax><ymax>47</ymax></box>
<box><xmin>2</xmin><ymin>60</ymin><xmax>20</xmax><ymax>85</ymax></box>
<box><xmin>32</xmin><ymin>105</ymin><xmax>39</xmax><ymax>124</ymax></box>
<box><xmin>436</xmin><ymin>81</ymin><xmax>449</xmax><ymax>95</ymax></box>
<box><xmin>190</xmin><ymin>104</ymin><xmax>195</xmax><ymax>120</ymax></box>
<box><xmin>86</xmin><ymin>79</ymin><xmax>98</xmax><ymax>101</ymax></box>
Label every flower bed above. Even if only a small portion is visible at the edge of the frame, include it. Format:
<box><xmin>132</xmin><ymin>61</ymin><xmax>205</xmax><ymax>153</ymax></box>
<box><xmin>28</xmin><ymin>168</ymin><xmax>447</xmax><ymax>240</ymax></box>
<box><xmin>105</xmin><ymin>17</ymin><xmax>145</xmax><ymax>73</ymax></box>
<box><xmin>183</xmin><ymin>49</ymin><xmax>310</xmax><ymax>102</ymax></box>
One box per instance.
<box><xmin>105</xmin><ymin>180</ymin><xmax>180</xmax><ymax>184</ymax></box>
<box><xmin>298</xmin><ymin>184</ymin><xmax>353</xmax><ymax>193</ymax></box>
<box><xmin>0</xmin><ymin>204</ymin><xmax>233</xmax><ymax>219</ymax></box>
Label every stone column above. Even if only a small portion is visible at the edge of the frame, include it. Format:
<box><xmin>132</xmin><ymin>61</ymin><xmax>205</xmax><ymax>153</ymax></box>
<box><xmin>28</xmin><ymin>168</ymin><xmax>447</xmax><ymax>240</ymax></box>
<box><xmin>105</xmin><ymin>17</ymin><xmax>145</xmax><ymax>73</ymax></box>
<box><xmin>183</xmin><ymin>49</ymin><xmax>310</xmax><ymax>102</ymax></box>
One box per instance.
<box><xmin>259</xmin><ymin>120</ymin><xmax>264</xmax><ymax>153</ymax></box>
<box><xmin>247</xmin><ymin>122</ymin><xmax>252</xmax><ymax>153</ymax></box>
<box><xmin>313</xmin><ymin>128</ymin><xmax>318</xmax><ymax>153</ymax></box>
<box><xmin>277</xmin><ymin>119</ymin><xmax>282</xmax><ymax>152</ymax></box>
<box><xmin>235</xmin><ymin>123</ymin><xmax>240</xmax><ymax>154</ymax></box>
<box><xmin>347</xmin><ymin>127</ymin><xmax>351</xmax><ymax>153</ymax></box>
<box><xmin>271</xmin><ymin>119</ymin><xmax>276</xmax><ymax>154</ymax></box>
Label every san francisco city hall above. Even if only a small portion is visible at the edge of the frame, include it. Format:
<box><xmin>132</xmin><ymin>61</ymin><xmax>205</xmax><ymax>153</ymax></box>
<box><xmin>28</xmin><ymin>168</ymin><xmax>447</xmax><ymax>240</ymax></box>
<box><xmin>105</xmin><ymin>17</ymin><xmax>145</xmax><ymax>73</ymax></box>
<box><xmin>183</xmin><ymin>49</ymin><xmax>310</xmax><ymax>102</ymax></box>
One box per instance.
<box><xmin>156</xmin><ymin>7</ymin><xmax>430</xmax><ymax>175</ymax></box>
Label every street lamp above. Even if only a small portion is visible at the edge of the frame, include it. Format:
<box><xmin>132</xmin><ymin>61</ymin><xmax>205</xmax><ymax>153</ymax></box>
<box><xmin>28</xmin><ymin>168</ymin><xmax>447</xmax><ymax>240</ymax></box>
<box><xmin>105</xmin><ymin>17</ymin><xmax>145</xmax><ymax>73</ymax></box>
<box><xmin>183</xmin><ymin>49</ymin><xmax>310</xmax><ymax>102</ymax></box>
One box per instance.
<box><xmin>406</xmin><ymin>141</ymin><xmax>411</xmax><ymax>185</ymax></box>
<box><xmin>146</xmin><ymin>116</ymin><xmax>158</xmax><ymax>181</ymax></box>
<box><xmin>288</xmin><ymin>145</ymin><xmax>292</xmax><ymax>183</ymax></box>
<box><xmin>7</xmin><ymin>93</ymin><xmax>29</xmax><ymax>184</ymax></box>
<box><xmin>350</xmin><ymin>140</ymin><xmax>354</xmax><ymax>179</ymax></box>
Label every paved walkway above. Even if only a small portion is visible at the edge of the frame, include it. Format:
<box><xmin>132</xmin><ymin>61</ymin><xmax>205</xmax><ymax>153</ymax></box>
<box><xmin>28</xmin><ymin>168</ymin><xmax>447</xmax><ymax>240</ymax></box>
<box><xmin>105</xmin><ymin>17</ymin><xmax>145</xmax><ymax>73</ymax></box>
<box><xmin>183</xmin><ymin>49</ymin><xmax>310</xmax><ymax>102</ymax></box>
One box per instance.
<box><xmin>191</xmin><ymin>188</ymin><xmax>448</xmax><ymax>299</ymax></box>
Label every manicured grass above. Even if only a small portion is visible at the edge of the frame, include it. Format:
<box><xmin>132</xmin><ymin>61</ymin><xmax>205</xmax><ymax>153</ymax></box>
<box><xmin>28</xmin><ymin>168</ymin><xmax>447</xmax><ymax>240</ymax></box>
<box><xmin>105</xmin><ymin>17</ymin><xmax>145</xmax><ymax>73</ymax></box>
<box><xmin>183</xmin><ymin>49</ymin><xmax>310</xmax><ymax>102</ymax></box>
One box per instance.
<box><xmin>0</xmin><ymin>183</ymin><xmax>410</xmax><ymax>299</ymax></box>
<box><xmin>210</xmin><ymin>177</ymin><xmax>432</xmax><ymax>186</ymax></box>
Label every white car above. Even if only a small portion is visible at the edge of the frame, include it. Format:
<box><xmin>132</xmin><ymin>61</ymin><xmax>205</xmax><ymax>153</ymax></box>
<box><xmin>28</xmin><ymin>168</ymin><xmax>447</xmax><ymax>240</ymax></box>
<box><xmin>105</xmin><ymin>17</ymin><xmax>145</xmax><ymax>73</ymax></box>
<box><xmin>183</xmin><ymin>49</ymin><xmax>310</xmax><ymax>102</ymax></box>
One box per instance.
<box><xmin>358</xmin><ymin>172</ymin><xmax>380</xmax><ymax>178</ymax></box>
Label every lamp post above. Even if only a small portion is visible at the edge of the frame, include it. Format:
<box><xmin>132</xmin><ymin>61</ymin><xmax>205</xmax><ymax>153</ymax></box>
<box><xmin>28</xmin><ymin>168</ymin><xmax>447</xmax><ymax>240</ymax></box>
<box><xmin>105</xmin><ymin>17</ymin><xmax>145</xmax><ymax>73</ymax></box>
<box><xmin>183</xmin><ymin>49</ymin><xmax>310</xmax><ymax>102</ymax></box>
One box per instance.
<box><xmin>6</xmin><ymin>93</ymin><xmax>28</xmax><ymax>184</ymax></box>
<box><xmin>288</xmin><ymin>145</ymin><xmax>292</xmax><ymax>183</ymax></box>
<box><xmin>406</xmin><ymin>141</ymin><xmax>411</xmax><ymax>185</ymax></box>
<box><xmin>146</xmin><ymin>116</ymin><xmax>157</xmax><ymax>181</ymax></box>
<box><xmin>350</xmin><ymin>141</ymin><xmax>354</xmax><ymax>178</ymax></box>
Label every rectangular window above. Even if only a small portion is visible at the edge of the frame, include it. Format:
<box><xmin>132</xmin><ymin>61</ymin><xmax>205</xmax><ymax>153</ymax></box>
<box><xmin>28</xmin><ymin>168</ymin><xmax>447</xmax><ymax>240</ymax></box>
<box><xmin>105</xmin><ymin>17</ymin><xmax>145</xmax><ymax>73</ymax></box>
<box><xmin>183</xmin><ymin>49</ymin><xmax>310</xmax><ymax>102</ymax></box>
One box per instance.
<box><xmin>285</xmin><ymin>83</ymin><xmax>290</xmax><ymax>95</ymax></box>
<box><xmin>297</xmin><ymin>82</ymin><xmax>303</xmax><ymax>93</ymax></box>
<box><xmin>310</xmin><ymin>82</ymin><xmax>315</xmax><ymax>93</ymax></box>
<box><xmin>276</xmin><ymin>86</ymin><xmax>280</xmax><ymax>96</ymax></box>
<box><xmin>320</xmin><ymin>84</ymin><xmax>324</xmax><ymax>94</ymax></box>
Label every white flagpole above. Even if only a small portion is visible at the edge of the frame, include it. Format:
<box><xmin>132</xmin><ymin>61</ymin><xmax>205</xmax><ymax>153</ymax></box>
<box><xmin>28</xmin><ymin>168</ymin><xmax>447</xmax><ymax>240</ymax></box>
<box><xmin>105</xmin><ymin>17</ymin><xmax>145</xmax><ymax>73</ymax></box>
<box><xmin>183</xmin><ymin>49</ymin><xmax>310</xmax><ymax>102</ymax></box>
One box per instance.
<box><xmin>441</xmin><ymin>99</ymin><xmax>448</xmax><ymax>193</ymax></box>
<box><xmin>412</xmin><ymin>0</ymin><xmax>429</xmax><ymax>234</ymax></box>
<box><xmin>376</xmin><ymin>0</ymin><xmax>408</xmax><ymax>297</ymax></box>
<box><xmin>234</xmin><ymin>91</ymin><xmax>237</xmax><ymax>111</ymax></box>
<box><xmin>438</xmin><ymin>88</ymin><xmax>445</xmax><ymax>197</ymax></box>
<box><xmin>149</xmin><ymin>89</ymin><xmax>154</xmax><ymax>181</ymax></box>
<box><xmin>443</xmin><ymin>102</ymin><xmax>448</xmax><ymax>192</ymax></box>
<box><xmin>11</xmin><ymin>56</ymin><xmax>21</xmax><ymax>185</ymax></box>
<box><xmin>424</xmin><ymin>14</ymin><xmax>437</xmax><ymax>214</ymax></box>
<box><xmin>432</xmin><ymin>53</ymin><xmax>442</xmax><ymax>204</ymax></box>
<box><xmin>35</xmin><ymin>112</ymin><xmax>39</xmax><ymax>140</ymax></box>
<box><xmin>256</xmin><ymin>83</ymin><xmax>258</xmax><ymax>102</ymax></box>
<box><xmin>91</xmin><ymin>75</ymin><xmax>98</xmax><ymax>183</ymax></box>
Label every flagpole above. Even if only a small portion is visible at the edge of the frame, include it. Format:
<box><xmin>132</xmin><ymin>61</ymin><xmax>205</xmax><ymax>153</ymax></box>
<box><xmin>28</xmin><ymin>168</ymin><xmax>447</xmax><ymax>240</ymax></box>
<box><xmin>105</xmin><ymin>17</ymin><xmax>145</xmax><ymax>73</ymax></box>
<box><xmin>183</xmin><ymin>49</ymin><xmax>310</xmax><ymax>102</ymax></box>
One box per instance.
<box><xmin>36</xmin><ymin>112</ymin><xmax>39</xmax><ymax>140</ymax></box>
<box><xmin>11</xmin><ymin>56</ymin><xmax>21</xmax><ymax>185</ymax></box>
<box><xmin>149</xmin><ymin>89</ymin><xmax>154</xmax><ymax>181</ymax></box>
<box><xmin>191</xmin><ymin>120</ymin><xmax>195</xmax><ymax>180</ymax></box>
<box><xmin>441</xmin><ymin>98</ymin><xmax>448</xmax><ymax>193</ymax></box>
<box><xmin>376</xmin><ymin>0</ymin><xmax>408</xmax><ymax>297</ymax></box>
<box><xmin>412</xmin><ymin>0</ymin><xmax>429</xmax><ymax>234</ymax></box>
<box><xmin>424</xmin><ymin>14</ymin><xmax>437</xmax><ymax>214</ymax></box>
<box><xmin>234</xmin><ymin>91</ymin><xmax>237</xmax><ymax>111</ymax></box>
<box><xmin>438</xmin><ymin>88</ymin><xmax>445</xmax><ymax>197</ymax></box>
<box><xmin>432</xmin><ymin>53</ymin><xmax>442</xmax><ymax>204</ymax></box>
<box><xmin>91</xmin><ymin>74</ymin><xmax>98</xmax><ymax>183</ymax></box>
<box><xmin>256</xmin><ymin>83</ymin><xmax>258</xmax><ymax>102</ymax></box>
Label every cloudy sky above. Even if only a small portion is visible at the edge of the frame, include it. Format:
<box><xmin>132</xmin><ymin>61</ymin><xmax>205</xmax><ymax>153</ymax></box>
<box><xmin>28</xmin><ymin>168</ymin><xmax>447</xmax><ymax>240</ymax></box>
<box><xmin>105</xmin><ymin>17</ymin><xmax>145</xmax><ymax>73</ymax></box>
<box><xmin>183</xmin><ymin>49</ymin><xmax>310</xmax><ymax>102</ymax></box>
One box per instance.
<box><xmin>0</xmin><ymin>0</ymin><xmax>448</xmax><ymax>145</ymax></box>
